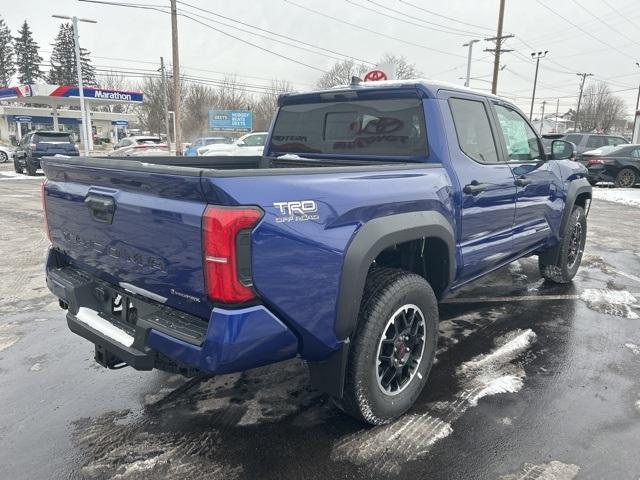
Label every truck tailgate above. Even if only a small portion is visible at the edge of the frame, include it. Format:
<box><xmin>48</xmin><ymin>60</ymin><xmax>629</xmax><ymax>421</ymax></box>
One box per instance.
<box><xmin>43</xmin><ymin>158</ymin><xmax>210</xmax><ymax>318</ymax></box>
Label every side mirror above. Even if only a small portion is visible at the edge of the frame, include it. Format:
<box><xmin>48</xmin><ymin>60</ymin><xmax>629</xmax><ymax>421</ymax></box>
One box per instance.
<box><xmin>551</xmin><ymin>140</ymin><xmax>576</xmax><ymax>161</ymax></box>
<box><xmin>237</xmin><ymin>140</ymin><xmax>246</xmax><ymax>147</ymax></box>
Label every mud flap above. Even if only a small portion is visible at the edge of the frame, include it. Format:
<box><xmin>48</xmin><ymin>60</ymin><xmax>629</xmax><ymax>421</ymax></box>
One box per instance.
<box><xmin>307</xmin><ymin>340</ymin><xmax>349</xmax><ymax>398</ymax></box>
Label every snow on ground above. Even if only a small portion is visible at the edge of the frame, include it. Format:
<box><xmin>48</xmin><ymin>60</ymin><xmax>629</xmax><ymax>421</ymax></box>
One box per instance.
<box><xmin>592</xmin><ymin>187</ymin><xmax>640</xmax><ymax>208</ymax></box>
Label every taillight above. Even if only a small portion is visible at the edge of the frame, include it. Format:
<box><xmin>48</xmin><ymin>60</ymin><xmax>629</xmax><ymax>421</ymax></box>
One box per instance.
<box><xmin>41</xmin><ymin>179</ymin><xmax>51</xmax><ymax>242</ymax></box>
<box><xmin>587</xmin><ymin>158</ymin><xmax>605</xmax><ymax>167</ymax></box>
<box><xmin>202</xmin><ymin>205</ymin><xmax>263</xmax><ymax>304</ymax></box>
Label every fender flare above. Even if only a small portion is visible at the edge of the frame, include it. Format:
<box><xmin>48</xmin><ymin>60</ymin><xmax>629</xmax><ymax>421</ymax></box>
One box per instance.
<box><xmin>540</xmin><ymin>177</ymin><xmax>592</xmax><ymax>265</ymax></box>
<box><xmin>335</xmin><ymin>211</ymin><xmax>456</xmax><ymax>341</ymax></box>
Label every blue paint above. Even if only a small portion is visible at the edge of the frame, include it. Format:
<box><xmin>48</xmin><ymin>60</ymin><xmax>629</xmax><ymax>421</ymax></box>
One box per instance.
<box><xmin>208</xmin><ymin>110</ymin><xmax>253</xmax><ymax>131</ymax></box>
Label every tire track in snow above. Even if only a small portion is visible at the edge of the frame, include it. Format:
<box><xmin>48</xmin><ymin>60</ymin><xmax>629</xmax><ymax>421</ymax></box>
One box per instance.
<box><xmin>331</xmin><ymin>329</ymin><xmax>537</xmax><ymax>475</ymax></box>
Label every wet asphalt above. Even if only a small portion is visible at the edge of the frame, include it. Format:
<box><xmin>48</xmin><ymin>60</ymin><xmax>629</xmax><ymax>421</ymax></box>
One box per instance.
<box><xmin>0</xmin><ymin>164</ymin><xmax>638</xmax><ymax>480</ymax></box>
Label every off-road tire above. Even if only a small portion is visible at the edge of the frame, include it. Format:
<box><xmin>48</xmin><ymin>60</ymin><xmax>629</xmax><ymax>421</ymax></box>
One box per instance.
<box><xmin>335</xmin><ymin>267</ymin><xmax>439</xmax><ymax>425</ymax></box>
<box><xmin>14</xmin><ymin>160</ymin><xmax>23</xmax><ymax>174</ymax></box>
<box><xmin>614</xmin><ymin>168</ymin><xmax>637</xmax><ymax>188</ymax></box>
<box><xmin>25</xmin><ymin>162</ymin><xmax>37</xmax><ymax>176</ymax></box>
<box><xmin>539</xmin><ymin>206</ymin><xmax>586</xmax><ymax>283</ymax></box>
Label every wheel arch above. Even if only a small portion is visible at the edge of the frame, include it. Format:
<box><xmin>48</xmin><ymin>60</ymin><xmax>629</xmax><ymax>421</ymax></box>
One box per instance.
<box><xmin>335</xmin><ymin>211</ymin><xmax>455</xmax><ymax>341</ymax></box>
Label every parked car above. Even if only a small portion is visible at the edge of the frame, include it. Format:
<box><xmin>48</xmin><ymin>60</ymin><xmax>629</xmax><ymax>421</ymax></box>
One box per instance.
<box><xmin>543</xmin><ymin>133</ymin><xmax>628</xmax><ymax>160</ymax></box>
<box><xmin>584</xmin><ymin>144</ymin><xmax>640</xmax><ymax>187</ymax></box>
<box><xmin>0</xmin><ymin>144</ymin><xmax>15</xmax><ymax>163</ymax></box>
<box><xmin>183</xmin><ymin>136</ymin><xmax>233</xmax><ymax>156</ymax></box>
<box><xmin>127</xmin><ymin>144</ymin><xmax>170</xmax><ymax>157</ymax></box>
<box><xmin>14</xmin><ymin>130</ymin><xmax>79</xmax><ymax>175</ymax></box>
<box><xmin>110</xmin><ymin>136</ymin><xmax>164</xmax><ymax>156</ymax></box>
<box><xmin>42</xmin><ymin>80</ymin><xmax>591</xmax><ymax>425</ymax></box>
<box><xmin>198</xmin><ymin>132</ymin><xmax>268</xmax><ymax>156</ymax></box>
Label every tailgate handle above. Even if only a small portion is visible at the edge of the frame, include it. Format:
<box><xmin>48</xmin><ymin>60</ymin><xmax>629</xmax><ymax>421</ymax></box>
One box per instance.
<box><xmin>85</xmin><ymin>194</ymin><xmax>116</xmax><ymax>224</ymax></box>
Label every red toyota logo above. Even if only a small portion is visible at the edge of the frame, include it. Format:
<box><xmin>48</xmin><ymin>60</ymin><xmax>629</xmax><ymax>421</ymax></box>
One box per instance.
<box><xmin>363</xmin><ymin>69</ymin><xmax>388</xmax><ymax>82</ymax></box>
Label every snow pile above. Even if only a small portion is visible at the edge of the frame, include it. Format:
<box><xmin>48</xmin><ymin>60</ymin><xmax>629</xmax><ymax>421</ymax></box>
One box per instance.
<box><xmin>592</xmin><ymin>187</ymin><xmax>640</xmax><ymax>208</ymax></box>
<box><xmin>580</xmin><ymin>288</ymin><xmax>639</xmax><ymax>319</ymax></box>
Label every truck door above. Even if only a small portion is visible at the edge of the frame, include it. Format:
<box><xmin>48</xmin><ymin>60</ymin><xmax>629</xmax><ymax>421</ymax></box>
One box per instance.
<box><xmin>491</xmin><ymin>102</ymin><xmax>562</xmax><ymax>255</ymax></box>
<box><xmin>442</xmin><ymin>93</ymin><xmax>517</xmax><ymax>283</ymax></box>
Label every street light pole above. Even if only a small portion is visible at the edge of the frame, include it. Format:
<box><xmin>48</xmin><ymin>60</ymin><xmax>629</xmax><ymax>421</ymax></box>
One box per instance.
<box><xmin>463</xmin><ymin>40</ymin><xmax>479</xmax><ymax>87</ymax></box>
<box><xmin>159</xmin><ymin>56</ymin><xmax>171</xmax><ymax>152</ymax></box>
<box><xmin>529</xmin><ymin>51</ymin><xmax>548</xmax><ymax>121</ymax></box>
<box><xmin>539</xmin><ymin>100</ymin><xmax>546</xmax><ymax>134</ymax></box>
<box><xmin>52</xmin><ymin>14</ymin><xmax>96</xmax><ymax>156</ymax></box>
<box><xmin>575</xmin><ymin>72</ymin><xmax>593</xmax><ymax>132</ymax></box>
<box><xmin>632</xmin><ymin>62</ymin><xmax>640</xmax><ymax>143</ymax></box>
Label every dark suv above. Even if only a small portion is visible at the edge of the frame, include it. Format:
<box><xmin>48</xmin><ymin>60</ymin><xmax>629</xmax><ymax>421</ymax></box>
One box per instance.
<box><xmin>14</xmin><ymin>130</ymin><xmax>79</xmax><ymax>176</ymax></box>
<box><xmin>543</xmin><ymin>133</ymin><xmax>628</xmax><ymax>161</ymax></box>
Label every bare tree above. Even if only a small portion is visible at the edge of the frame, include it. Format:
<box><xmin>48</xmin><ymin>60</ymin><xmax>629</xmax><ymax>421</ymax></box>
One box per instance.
<box><xmin>217</xmin><ymin>75</ymin><xmax>250</xmax><ymax>110</ymax></box>
<box><xmin>316</xmin><ymin>54</ymin><xmax>421</xmax><ymax>89</ymax></box>
<box><xmin>252</xmin><ymin>79</ymin><xmax>294</xmax><ymax>131</ymax></box>
<box><xmin>137</xmin><ymin>75</ymin><xmax>186</xmax><ymax>136</ymax></box>
<box><xmin>182</xmin><ymin>82</ymin><xmax>217</xmax><ymax>140</ymax></box>
<box><xmin>578</xmin><ymin>81</ymin><xmax>626</xmax><ymax>133</ymax></box>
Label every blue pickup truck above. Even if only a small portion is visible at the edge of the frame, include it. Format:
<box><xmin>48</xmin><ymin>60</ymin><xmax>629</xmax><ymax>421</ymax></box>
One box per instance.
<box><xmin>42</xmin><ymin>80</ymin><xmax>591</xmax><ymax>425</ymax></box>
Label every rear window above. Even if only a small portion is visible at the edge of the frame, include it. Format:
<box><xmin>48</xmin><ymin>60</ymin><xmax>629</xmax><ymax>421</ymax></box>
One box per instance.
<box><xmin>135</xmin><ymin>137</ymin><xmax>162</xmax><ymax>145</ymax></box>
<box><xmin>35</xmin><ymin>133</ymin><xmax>73</xmax><ymax>144</ymax></box>
<box><xmin>270</xmin><ymin>98</ymin><xmax>427</xmax><ymax>157</ymax></box>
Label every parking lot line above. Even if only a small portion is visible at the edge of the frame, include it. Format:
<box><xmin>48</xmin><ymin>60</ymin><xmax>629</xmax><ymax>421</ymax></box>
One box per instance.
<box><xmin>443</xmin><ymin>292</ymin><xmax>640</xmax><ymax>304</ymax></box>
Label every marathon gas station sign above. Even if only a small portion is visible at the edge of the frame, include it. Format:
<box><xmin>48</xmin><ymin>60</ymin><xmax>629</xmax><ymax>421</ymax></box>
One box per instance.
<box><xmin>48</xmin><ymin>85</ymin><xmax>144</xmax><ymax>102</ymax></box>
<box><xmin>0</xmin><ymin>84</ymin><xmax>143</xmax><ymax>103</ymax></box>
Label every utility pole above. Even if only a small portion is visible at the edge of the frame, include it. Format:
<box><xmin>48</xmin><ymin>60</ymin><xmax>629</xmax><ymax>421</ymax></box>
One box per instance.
<box><xmin>554</xmin><ymin>98</ymin><xmax>560</xmax><ymax>133</ymax></box>
<box><xmin>632</xmin><ymin>62</ymin><xmax>639</xmax><ymax>143</ymax></box>
<box><xmin>485</xmin><ymin>0</ymin><xmax>512</xmax><ymax>94</ymax></box>
<box><xmin>575</xmin><ymin>73</ymin><xmax>593</xmax><ymax>132</ymax></box>
<box><xmin>463</xmin><ymin>40</ymin><xmax>479</xmax><ymax>87</ymax></box>
<box><xmin>159</xmin><ymin>57</ymin><xmax>171</xmax><ymax>152</ymax></box>
<box><xmin>539</xmin><ymin>100</ymin><xmax>546</xmax><ymax>134</ymax></box>
<box><xmin>529</xmin><ymin>51</ymin><xmax>548</xmax><ymax>120</ymax></box>
<box><xmin>52</xmin><ymin>14</ymin><xmax>96</xmax><ymax>156</ymax></box>
<box><xmin>170</xmin><ymin>0</ymin><xmax>182</xmax><ymax>155</ymax></box>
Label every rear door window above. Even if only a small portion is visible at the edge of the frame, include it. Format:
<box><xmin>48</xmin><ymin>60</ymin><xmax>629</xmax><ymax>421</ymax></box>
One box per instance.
<box><xmin>564</xmin><ymin>134</ymin><xmax>583</xmax><ymax>145</ymax></box>
<box><xmin>270</xmin><ymin>98</ymin><xmax>427</xmax><ymax>157</ymax></box>
<box><xmin>606</xmin><ymin>136</ymin><xmax>627</xmax><ymax>146</ymax></box>
<box><xmin>586</xmin><ymin>136</ymin><xmax>607</xmax><ymax>148</ymax></box>
<box><xmin>448</xmin><ymin>97</ymin><xmax>499</xmax><ymax>164</ymax></box>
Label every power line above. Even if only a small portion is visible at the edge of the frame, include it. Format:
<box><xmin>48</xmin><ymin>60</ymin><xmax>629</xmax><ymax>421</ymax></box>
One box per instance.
<box><xmin>601</xmin><ymin>0</ymin><xmax>640</xmax><ymax>30</ymax></box>
<box><xmin>344</xmin><ymin>0</ymin><xmax>485</xmax><ymax>38</ymax></box>
<box><xmin>569</xmin><ymin>0</ymin><xmax>640</xmax><ymax>47</ymax></box>
<box><xmin>398</xmin><ymin>1</ymin><xmax>495</xmax><ymax>32</ymax></box>
<box><xmin>79</xmin><ymin>0</ymin><xmax>329</xmax><ymax>73</ymax></box>
<box><xmin>284</xmin><ymin>0</ymin><xmax>471</xmax><ymax>60</ymax></box>
<box><xmin>533</xmin><ymin>0</ymin><xmax>636</xmax><ymax>61</ymax></box>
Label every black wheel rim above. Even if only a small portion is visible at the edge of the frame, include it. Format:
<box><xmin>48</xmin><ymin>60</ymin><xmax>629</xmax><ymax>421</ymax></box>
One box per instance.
<box><xmin>376</xmin><ymin>304</ymin><xmax>426</xmax><ymax>396</ymax></box>
<box><xmin>566</xmin><ymin>221</ymin><xmax>583</xmax><ymax>269</ymax></box>
<box><xmin>618</xmin><ymin>170</ymin><xmax>635</xmax><ymax>188</ymax></box>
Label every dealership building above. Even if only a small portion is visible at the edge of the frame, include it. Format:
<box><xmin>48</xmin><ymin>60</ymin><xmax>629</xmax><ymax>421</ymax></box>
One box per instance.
<box><xmin>0</xmin><ymin>84</ymin><xmax>143</xmax><ymax>148</ymax></box>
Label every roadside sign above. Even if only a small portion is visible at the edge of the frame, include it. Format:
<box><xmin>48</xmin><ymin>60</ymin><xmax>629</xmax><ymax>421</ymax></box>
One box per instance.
<box><xmin>111</xmin><ymin>120</ymin><xmax>129</xmax><ymax>126</ymax></box>
<box><xmin>209</xmin><ymin>110</ymin><xmax>253</xmax><ymax>131</ymax></box>
<box><xmin>12</xmin><ymin>115</ymin><xmax>33</xmax><ymax>123</ymax></box>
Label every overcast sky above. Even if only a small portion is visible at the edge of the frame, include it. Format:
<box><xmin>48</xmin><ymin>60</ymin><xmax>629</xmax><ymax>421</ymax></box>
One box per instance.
<box><xmin>4</xmin><ymin>0</ymin><xmax>640</xmax><ymax>117</ymax></box>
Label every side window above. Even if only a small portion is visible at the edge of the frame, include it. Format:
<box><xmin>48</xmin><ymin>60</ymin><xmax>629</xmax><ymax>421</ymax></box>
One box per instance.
<box><xmin>448</xmin><ymin>98</ymin><xmax>499</xmax><ymax>164</ymax></box>
<box><xmin>243</xmin><ymin>134</ymin><xmax>266</xmax><ymax>147</ymax></box>
<box><xmin>607</xmin><ymin>136</ymin><xmax>625</xmax><ymax>146</ymax></box>
<box><xmin>586</xmin><ymin>136</ymin><xmax>606</xmax><ymax>148</ymax></box>
<box><xmin>631</xmin><ymin>148</ymin><xmax>640</xmax><ymax>159</ymax></box>
<box><xmin>494</xmin><ymin>105</ymin><xmax>542</xmax><ymax>162</ymax></box>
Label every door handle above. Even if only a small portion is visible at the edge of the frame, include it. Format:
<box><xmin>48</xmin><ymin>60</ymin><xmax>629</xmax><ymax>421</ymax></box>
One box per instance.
<box><xmin>463</xmin><ymin>180</ymin><xmax>487</xmax><ymax>195</ymax></box>
<box><xmin>515</xmin><ymin>176</ymin><xmax>532</xmax><ymax>187</ymax></box>
<box><xmin>85</xmin><ymin>194</ymin><xmax>116</xmax><ymax>224</ymax></box>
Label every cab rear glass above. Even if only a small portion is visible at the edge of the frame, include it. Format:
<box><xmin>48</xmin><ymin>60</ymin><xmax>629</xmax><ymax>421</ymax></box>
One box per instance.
<box><xmin>270</xmin><ymin>98</ymin><xmax>427</xmax><ymax>157</ymax></box>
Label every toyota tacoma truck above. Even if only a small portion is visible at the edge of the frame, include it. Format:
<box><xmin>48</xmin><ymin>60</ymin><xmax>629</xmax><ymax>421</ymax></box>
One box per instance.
<box><xmin>42</xmin><ymin>80</ymin><xmax>591</xmax><ymax>425</ymax></box>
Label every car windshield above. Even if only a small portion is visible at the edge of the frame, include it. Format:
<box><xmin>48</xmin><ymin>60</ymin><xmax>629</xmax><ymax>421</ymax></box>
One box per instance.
<box><xmin>35</xmin><ymin>133</ymin><xmax>73</xmax><ymax>144</ymax></box>
<box><xmin>270</xmin><ymin>98</ymin><xmax>427</xmax><ymax>157</ymax></box>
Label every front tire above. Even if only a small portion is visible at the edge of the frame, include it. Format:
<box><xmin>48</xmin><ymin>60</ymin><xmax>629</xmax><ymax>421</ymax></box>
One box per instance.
<box><xmin>336</xmin><ymin>268</ymin><xmax>438</xmax><ymax>425</ymax></box>
<box><xmin>539</xmin><ymin>206</ymin><xmax>587</xmax><ymax>283</ymax></box>
<box><xmin>25</xmin><ymin>162</ymin><xmax>37</xmax><ymax>176</ymax></box>
<box><xmin>14</xmin><ymin>160</ymin><xmax>23</xmax><ymax>174</ymax></box>
<box><xmin>0</xmin><ymin>151</ymin><xmax>7</xmax><ymax>163</ymax></box>
<box><xmin>615</xmin><ymin>168</ymin><xmax>637</xmax><ymax>188</ymax></box>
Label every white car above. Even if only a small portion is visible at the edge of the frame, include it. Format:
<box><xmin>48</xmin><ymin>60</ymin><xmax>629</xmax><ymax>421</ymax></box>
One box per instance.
<box><xmin>0</xmin><ymin>144</ymin><xmax>15</xmax><ymax>163</ymax></box>
<box><xmin>110</xmin><ymin>136</ymin><xmax>165</xmax><ymax>156</ymax></box>
<box><xmin>198</xmin><ymin>132</ymin><xmax>268</xmax><ymax>156</ymax></box>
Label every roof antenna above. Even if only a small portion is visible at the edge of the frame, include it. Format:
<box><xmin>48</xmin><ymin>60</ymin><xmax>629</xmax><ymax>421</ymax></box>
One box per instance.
<box><xmin>350</xmin><ymin>76</ymin><xmax>362</xmax><ymax>86</ymax></box>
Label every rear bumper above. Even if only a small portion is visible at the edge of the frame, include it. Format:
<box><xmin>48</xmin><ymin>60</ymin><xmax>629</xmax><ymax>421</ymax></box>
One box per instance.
<box><xmin>587</xmin><ymin>167</ymin><xmax>614</xmax><ymax>183</ymax></box>
<box><xmin>46</xmin><ymin>252</ymin><xmax>299</xmax><ymax>375</ymax></box>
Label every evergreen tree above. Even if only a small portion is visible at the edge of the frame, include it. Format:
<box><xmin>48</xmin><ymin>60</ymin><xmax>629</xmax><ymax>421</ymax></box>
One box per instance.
<box><xmin>48</xmin><ymin>22</ymin><xmax>96</xmax><ymax>86</ymax></box>
<box><xmin>14</xmin><ymin>21</ymin><xmax>44</xmax><ymax>84</ymax></box>
<box><xmin>0</xmin><ymin>16</ymin><xmax>16</xmax><ymax>86</ymax></box>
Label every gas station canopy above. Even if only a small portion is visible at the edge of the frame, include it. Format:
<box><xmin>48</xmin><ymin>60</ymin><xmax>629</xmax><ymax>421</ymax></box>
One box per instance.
<box><xmin>0</xmin><ymin>84</ymin><xmax>144</xmax><ymax>106</ymax></box>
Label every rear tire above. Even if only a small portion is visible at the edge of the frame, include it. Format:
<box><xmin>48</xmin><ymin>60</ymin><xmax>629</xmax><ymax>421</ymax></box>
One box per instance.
<box><xmin>0</xmin><ymin>151</ymin><xmax>7</xmax><ymax>163</ymax></box>
<box><xmin>14</xmin><ymin>160</ymin><xmax>23</xmax><ymax>174</ymax></box>
<box><xmin>539</xmin><ymin>206</ymin><xmax>586</xmax><ymax>283</ymax></box>
<box><xmin>25</xmin><ymin>162</ymin><xmax>37</xmax><ymax>176</ymax></box>
<box><xmin>614</xmin><ymin>168</ymin><xmax>637</xmax><ymax>188</ymax></box>
<box><xmin>335</xmin><ymin>268</ymin><xmax>438</xmax><ymax>425</ymax></box>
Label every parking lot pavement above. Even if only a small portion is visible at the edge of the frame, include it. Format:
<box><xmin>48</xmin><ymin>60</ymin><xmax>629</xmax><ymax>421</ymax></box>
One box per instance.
<box><xmin>0</xmin><ymin>164</ymin><xmax>638</xmax><ymax>480</ymax></box>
